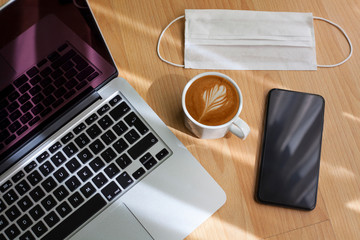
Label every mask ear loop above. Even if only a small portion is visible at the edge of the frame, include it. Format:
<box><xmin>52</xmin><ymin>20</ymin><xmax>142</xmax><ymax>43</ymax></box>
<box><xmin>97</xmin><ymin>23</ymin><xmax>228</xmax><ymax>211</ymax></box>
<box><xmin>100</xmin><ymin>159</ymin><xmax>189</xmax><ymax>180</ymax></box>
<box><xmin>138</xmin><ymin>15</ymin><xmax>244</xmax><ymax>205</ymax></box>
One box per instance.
<box><xmin>157</xmin><ymin>15</ymin><xmax>185</xmax><ymax>68</ymax></box>
<box><xmin>314</xmin><ymin>16</ymin><xmax>353</xmax><ymax>68</ymax></box>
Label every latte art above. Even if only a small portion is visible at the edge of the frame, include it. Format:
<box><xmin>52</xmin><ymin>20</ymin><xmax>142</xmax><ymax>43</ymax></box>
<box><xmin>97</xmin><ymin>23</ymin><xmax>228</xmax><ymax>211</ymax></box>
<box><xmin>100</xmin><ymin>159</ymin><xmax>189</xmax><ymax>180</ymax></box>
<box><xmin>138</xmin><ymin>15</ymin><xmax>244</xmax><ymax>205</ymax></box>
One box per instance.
<box><xmin>185</xmin><ymin>75</ymin><xmax>240</xmax><ymax>126</ymax></box>
<box><xmin>200</xmin><ymin>84</ymin><xmax>228</xmax><ymax>122</ymax></box>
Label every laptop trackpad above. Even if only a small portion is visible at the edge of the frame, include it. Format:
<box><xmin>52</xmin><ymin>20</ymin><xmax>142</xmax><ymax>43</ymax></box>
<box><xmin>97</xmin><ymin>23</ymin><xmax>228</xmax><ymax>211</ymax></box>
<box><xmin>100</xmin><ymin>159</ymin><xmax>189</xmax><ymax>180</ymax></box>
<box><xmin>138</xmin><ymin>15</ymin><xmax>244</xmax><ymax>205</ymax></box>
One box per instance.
<box><xmin>70</xmin><ymin>200</ymin><xmax>153</xmax><ymax>240</ymax></box>
<box><xmin>121</xmin><ymin>157</ymin><xmax>226</xmax><ymax>240</ymax></box>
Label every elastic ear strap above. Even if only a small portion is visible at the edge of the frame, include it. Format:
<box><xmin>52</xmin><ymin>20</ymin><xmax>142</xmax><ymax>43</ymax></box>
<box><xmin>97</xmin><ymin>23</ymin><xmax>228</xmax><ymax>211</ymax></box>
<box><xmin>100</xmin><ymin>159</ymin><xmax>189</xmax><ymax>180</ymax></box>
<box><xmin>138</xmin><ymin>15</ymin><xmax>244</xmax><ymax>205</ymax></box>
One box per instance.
<box><xmin>157</xmin><ymin>15</ymin><xmax>185</xmax><ymax>68</ymax></box>
<box><xmin>314</xmin><ymin>16</ymin><xmax>353</xmax><ymax>68</ymax></box>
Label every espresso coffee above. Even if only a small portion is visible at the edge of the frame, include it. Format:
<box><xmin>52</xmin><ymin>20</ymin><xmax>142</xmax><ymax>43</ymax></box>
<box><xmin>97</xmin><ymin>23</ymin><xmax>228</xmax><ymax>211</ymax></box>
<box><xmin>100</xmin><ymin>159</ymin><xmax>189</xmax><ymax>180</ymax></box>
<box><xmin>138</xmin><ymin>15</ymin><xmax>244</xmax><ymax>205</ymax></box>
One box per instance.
<box><xmin>185</xmin><ymin>75</ymin><xmax>240</xmax><ymax>126</ymax></box>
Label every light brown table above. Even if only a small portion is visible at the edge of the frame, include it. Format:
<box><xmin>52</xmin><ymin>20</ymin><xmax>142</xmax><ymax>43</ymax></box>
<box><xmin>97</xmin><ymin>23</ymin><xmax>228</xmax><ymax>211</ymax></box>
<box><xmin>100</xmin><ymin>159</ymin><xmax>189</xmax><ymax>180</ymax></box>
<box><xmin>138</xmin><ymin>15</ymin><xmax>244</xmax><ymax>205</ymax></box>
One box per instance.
<box><xmin>3</xmin><ymin>0</ymin><xmax>360</xmax><ymax>239</ymax></box>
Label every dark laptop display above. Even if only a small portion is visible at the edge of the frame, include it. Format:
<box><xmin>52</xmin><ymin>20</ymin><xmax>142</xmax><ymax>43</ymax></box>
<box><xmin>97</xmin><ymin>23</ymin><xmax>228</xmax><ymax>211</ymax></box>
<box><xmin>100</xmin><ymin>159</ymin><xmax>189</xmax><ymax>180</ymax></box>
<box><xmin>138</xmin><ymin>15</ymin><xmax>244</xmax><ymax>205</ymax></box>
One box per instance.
<box><xmin>0</xmin><ymin>0</ymin><xmax>117</xmax><ymax>173</ymax></box>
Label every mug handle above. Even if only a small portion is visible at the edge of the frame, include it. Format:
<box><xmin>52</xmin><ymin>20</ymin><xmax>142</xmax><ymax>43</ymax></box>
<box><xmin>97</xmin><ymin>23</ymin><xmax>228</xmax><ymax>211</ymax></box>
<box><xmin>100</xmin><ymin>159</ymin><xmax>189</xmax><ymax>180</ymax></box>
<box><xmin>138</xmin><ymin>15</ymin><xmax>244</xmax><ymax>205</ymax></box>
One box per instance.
<box><xmin>229</xmin><ymin>118</ymin><xmax>250</xmax><ymax>140</ymax></box>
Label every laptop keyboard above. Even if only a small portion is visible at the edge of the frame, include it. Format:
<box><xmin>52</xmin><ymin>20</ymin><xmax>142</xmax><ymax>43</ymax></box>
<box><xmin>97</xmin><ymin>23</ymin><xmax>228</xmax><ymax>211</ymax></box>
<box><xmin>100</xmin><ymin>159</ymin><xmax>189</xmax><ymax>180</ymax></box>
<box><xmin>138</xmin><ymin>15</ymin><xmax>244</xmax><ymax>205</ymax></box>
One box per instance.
<box><xmin>0</xmin><ymin>42</ymin><xmax>100</xmax><ymax>155</ymax></box>
<box><xmin>0</xmin><ymin>94</ymin><xmax>171</xmax><ymax>240</ymax></box>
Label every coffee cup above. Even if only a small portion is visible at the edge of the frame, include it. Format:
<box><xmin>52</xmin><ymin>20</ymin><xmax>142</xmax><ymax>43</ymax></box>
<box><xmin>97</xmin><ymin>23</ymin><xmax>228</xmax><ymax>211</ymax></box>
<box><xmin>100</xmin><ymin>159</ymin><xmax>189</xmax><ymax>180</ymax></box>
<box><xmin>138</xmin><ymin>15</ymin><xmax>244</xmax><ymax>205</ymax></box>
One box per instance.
<box><xmin>182</xmin><ymin>72</ymin><xmax>250</xmax><ymax>139</ymax></box>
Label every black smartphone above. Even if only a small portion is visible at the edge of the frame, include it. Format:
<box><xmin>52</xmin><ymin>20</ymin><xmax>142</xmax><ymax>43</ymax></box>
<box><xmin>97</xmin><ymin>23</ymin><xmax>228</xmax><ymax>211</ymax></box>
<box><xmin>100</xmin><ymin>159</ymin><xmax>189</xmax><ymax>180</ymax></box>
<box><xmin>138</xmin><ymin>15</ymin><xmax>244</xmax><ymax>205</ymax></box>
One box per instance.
<box><xmin>257</xmin><ymin>89</ymin><xmax>325</xmax><ymax>210</ymax></box>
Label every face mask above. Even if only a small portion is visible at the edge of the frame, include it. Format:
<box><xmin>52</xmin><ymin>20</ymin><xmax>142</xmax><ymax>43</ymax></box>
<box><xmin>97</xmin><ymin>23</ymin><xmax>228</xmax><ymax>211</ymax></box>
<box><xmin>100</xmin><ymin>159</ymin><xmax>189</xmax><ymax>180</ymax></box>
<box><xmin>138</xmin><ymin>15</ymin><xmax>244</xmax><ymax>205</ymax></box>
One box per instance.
<box><xmin>157</xmin><ymin>10</ymin><xmax>352</xmax><ymax>70</ymax></box>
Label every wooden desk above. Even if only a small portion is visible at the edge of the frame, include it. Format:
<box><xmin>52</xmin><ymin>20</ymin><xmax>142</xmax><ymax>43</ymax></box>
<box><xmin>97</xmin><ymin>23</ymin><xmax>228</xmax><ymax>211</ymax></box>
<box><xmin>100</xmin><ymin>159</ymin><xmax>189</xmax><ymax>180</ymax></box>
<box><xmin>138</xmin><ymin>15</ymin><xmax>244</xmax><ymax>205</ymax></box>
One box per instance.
<box><xmin>87</xmin><ymin>1</ymin><xmax>360</xmax><ymax>239</ymax></box>
<box><xmin>2</xmin><ymin>0</ymin><xmax>359</xmax><ymax>239</ymax></box>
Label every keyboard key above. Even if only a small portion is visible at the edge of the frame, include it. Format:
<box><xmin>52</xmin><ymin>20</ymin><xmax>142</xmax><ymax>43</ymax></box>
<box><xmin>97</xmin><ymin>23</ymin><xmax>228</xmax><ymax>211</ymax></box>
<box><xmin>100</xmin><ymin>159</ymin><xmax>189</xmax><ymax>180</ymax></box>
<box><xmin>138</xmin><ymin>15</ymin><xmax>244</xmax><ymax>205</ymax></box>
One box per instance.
<box><xmin>0</xmin><ymin>215</ymin><xmax>9</xmax><ymax>231</ymax></box>
<box><xmin>3</xmin><ymin>189</ymin><xmax>18</xmax><ymax>205</ymax></box>
<box><xmin>48</xmin><ymin>51</ymin><xmax>61</xmax><ymax>62</ymax></box>
<box><xmin>77</xmin><ymin>148</ymin><xmax>93</xmax><ymax>163</ymax></box>
<box><xmin>98</xmin><ymin>115</ymin><xmax>114</xmax><ymax>130</ymax></box>
<box><xmin>31</xmin><ymin>221</ymin><xmax>48</xmax><ymax>238</ymax></box>
<box><xmin>97</xmin><ymin>104</ymin><xmax>110</xmax><ymax>116</ymax></box>
<box><xmin>109</xmin><ymin>102</ymin><xmax>130</xmax><ymax>121</ymax></box>
<box><xmin>5</xmin><ymin>205</ymin><xmax>21</xmax><ymax>221</ymax></box>
<box><xmin>104</xmin><ymin>163</ymin><xmax>120</xmax><ymax>179</ymax></box>
<box><xmin>51</xmin><ymin>69</ymin><xmax>63</xmax><ymax>80</ymax></box>
<box><xmin>132</xmin><ymin>167</ymin><xmax>146</xmax><ymax>180</ymax></box>
<box><xmin>50</xmin><ymin>151</ymin><xmax>67</xmax><ymax>166</ymax></box>
<box><xmin>40</xmin><ymin>107</ymin><xmax>52</xmax><ymax>117</ymax></box>
<box><xmin>140</xmin><ymin>153</ymin><xmax>157</xmax><ymax>170</ymax></box>
<box><xmin>76</xmin><ymin>66</ymin><xmax>95</xmax><ymax>81</ymax></box>
<box><xmin>16</xmin><ymin>125</ymin><xmax>29</xmax><ymax>136</ymax></box>
<box><xmin>41</xmin><ymin>195</ymin><xmax>57</xmax><ymax>211</ymax></box>
<box><xmin>116</xmin><ymin>172</ymin><xmax>133</xmax><ymax>189</ymax></box>
<box><xmin>12</xmin><ymin>170</ymin><xmax>25</xmax><ymax>183</ymax></box>
<box><xmin>112</xmin><ymin>139</ymin><xmax>128</xmax><ymax>154</ymax></box>
<box><xmin>30</xmin><ymin>75</ymin><xmax>42</xmax><ymax>85</ymax></box>
<box><xmin>29</xmin><ymin>85</ymin><xmax>41</xmax><ymax>96</ymax></box>
<box><xmin>128</xmin><ymin>133</ymin><xmax>158</xmax><ymax>160</ymax></box>
<box><xmin>51</xmin><ymin>49</ymin><xmax>76</xmax><ymax>69</ymax></box>
<box><xmin>100</xmin><ymin>147</ymin><xmax>117</xmax><ymax>163</ymax></box>
<box><xmin>27</xmin><ymin>170</ymin><xmax>43</xmax><ymax>186</ymax></box>
<box><xmin>29</xmin><ymin>186</ymin><xmax>45</xmax><ymax>202</ymax></box>
<box><xmin>19</xmin><ymin>231</ymin><xmax>35</xmax><ymax>240</ymax></box>
<box><xmin>8</xmin><ymin>91</ymin><xmax>20</xmax><ymax>102</ymax></box>
<box><xmin>77</xmin><ymin>166</ymin><xmax>93</xmax><ymax>182</ymax></box>
<box><xmin>17</xmin><ymin>195</ymin><xmax>33</xmax><ymax>212</ymax></box>
<box><xmin>9</xmin><ymin>110</ymin><xmax>21</xmax><ymax>121</ymax></box>
<box><xmin>40</xmin><ymin>67</ymin><xmax>52</xmax><ymax>78</ymax></box>
<box><xmin>0</xmin><ymin>180</ymin><xmax>12</xmax><ymax>193</ymax></box>
<box><xmin>36</xmin><ymin>151</ymin><xmax>49</xmax><ymax>163</ymax></box>
<box><xmin>14</xmin><ymin>75</ymin><xmax>28</xmax><ymax>88</ymax></box>
<box><xmin>20</xmin><ymin>112</ymin><xmax>33</xmax><ymax>125</ymax></box>
<box><xmin>86</xmin><ymin>124</ymin><xmax>102</xmax><ymax>139</ymax></box>
<box><xmin>155</xmin><ymin>148</ymin><xmax>169</xmax><ymax>161</ymax></box>
<box><xmin>44</xmin><ymin>211</ymin><xmax>60</xmax><ymax>228</ymax></box>
<box><xmin>73</xmin><ymin>54</ymin><xmax>88</xmax><ymax>71</ymax></box>
<box><xmin>65</xmin><ymin>176</ymin><xmax>81</xmax><ymax>192</ymax></box>
<box><xmin>20</xmin><ymin>101</ymin><xmax>33</xmax><ymax>113</ymax></box>
<box><xmin>68</xmin><ymin>192</ymin><xmax>84</xmax><ymax>208</ymax></box>
<box><xmin>61</xmin><ymin>132</ymin><xmax>74</xmax><ymax>144</ymax></box>
<box><xmin>19</xmin><ymin>83</ymin><xmax>31</xmax><ymax>94</ymax></box>
<box><xmin>73</xmin><ymin>122</ymin><xmax>86</xmax><ymax>134</ymax></box>
<box><xmin>64</xmin><ymin>68</ymin><xmax>77</xmax><ymax>79</ymax></box>
<box><xmin>92</xmin><ymin>172</ymin><xmax>108</xmax><ymax>188</ymax></box>
<box><xmin>0</xmin><ymin>199</ymin><xmax>6</xmax><ymax>213</ymax></box>
<box><xmin>53</xmin><ymin>185</ymin><xmax>69</xmax><ymax>201</ymax></box>
<box><xmin>53</xmin><ymin>167</ymin><xmax>70</xmax><ymax>183</ymax></box>
<box><xmin>101</xmin><ymin>182</ymin><xmax>121</xmax><ymax>201</ymax></box>
<box><xmin>74</xmin><ymin>133</ymin><xmax>90</xmax><ymax>148</ymax></box>
<box><xmin>42</xmin><ymin>95</ymin><xmax>56</xmax><ymax>106</ymax></box>
<box><xmin>49</xmin><ymin>141</ymin><xmax>62</xmax><ymax>153</ymax></box>
<box><xmin>41</xmin><ymin>177</ymin><xmax>58</xmax><ymax>192</ymax></box>
<box><xmin>43</xmin><ymin>85</ymin><xmax>55</xmax><ymax>96</ymax></box>
<box><xmin>17</xmin><ymin>214</ymin><xmax>33</xmax><ymax>231</ymax></box>
<box><xmin>29</xmin><ymin>205</ymin><xmax>45</xmax><ymax>221</ymax></box>
<box><xmin>63</xmin><ymin>142</ymin><xmax>79</xmax><ymax>158</ymax></box>
<box><xmin>42</xmin><ymin>194</ymin><xmax>106</xmax><ymax>240</ymax></box>
<box><xmin>7</xmin><ymin>101</ymin><xmax>19</xmax><ymax>113</ymax></box>
<box><xmin>89</xmin><ymin>157</ymin><xmax>105</xmax><ymax>173</ymax></box>
<box><xmin>5</xmin><ymin>224</ymin><xmax>20</xmax><ymax>240</ymax></box>
<box><xmin>109</xmin><ymin>95</ymin><xmax>121</xmax><ymax>106</ymax></box>
<box><xmin>54</xmin><ymin>87</ymin><xmax>66</xmax><ymax>99</ymax></box>
<box><xmin>24</xmin><ymin>161</ymin><xmax>37</xmax><ymax>173</ymax></box>
<box><xmin>29</xmin><ymin>116</ymin><xmax>40</xmax><ymax>126</ymax></box>
<box><xmin>101</xmin><ymin>129</ymin><xmax>117</xmax><ymax>144</ymax></box>
<box><xmin>15</xmin><ymin>179</ymin><xmax>31</xmax><ymax>195</ymax></box>
<box><xmin>58</xmin><ymin>43</ymin><xmax>68</xmax><ymax>52</ymax></box>
<box><xmin>9</xmin><ymin>121</ymin><xmax>21</xmax><ymax>133</ymax></box>
<box><xmin>89</xmin><ymin>139</ymin><xmax>105</xmax><ymax>155</ymax></box>
<box><xmin>116</xmin><ymin>154</ymin><xmax>132</xmax><ymax>170</ymax></box>
<box><xmin>124</xmin><ymin>129</ymin><xmax>140</xmax><ymax>144</ymax></box>
<box><xmin>39</xmin><ymin>161</ymin><xmax>55</xmax><ymax>177</ymax></box>
<box><xmin>80</xmin><ymin>182</ymin><xmax>96</xmax><ymax>198</ymax></box>
<box><xmin>26</xmin><ymin>67</ymin><xmax>39</xmax><ymax>78</ymax></box>
<box><xmin>85</xmin><ymin>113</ymin><xmax>98</xmax><ymax>125</ymax></box>
<box><xmin>65</xmin><ymin>158</ymin><xmax>81</xmax><ymax>173</ymax></box>
<box><xmin>0</xmin><ymin>119</ymin><xmax>11</xmax><ymax>130</ymax></box>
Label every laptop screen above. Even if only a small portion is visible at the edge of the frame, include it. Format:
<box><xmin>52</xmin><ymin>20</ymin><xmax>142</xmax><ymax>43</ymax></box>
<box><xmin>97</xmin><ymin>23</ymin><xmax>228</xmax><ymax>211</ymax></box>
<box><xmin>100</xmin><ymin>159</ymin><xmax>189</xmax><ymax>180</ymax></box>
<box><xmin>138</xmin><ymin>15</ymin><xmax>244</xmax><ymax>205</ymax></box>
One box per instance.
<box><xmin>0</xmin><ymin>0</ymin><xmax>117</xmax><ymax>172</ymax></box>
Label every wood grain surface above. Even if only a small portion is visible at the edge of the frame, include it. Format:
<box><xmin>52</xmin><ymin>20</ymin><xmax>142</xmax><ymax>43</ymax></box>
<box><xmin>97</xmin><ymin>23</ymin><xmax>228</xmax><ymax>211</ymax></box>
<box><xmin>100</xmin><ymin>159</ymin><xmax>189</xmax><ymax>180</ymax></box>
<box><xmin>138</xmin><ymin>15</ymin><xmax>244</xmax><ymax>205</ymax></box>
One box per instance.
<box><xmin>2</xmin><ymin>0</ymin><xmax>359</xmax><ymax>239</ymax></box>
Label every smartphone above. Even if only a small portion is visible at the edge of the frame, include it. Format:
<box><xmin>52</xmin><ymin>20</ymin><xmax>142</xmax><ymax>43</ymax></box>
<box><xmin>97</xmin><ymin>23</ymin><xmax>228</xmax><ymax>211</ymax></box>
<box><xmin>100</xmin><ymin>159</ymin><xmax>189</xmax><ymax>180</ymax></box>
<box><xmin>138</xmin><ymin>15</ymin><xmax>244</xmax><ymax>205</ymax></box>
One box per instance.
<box><xmin>257</xmin><ymin>89</ymin><xmax>325</xmax><ymax>210</ymax></box>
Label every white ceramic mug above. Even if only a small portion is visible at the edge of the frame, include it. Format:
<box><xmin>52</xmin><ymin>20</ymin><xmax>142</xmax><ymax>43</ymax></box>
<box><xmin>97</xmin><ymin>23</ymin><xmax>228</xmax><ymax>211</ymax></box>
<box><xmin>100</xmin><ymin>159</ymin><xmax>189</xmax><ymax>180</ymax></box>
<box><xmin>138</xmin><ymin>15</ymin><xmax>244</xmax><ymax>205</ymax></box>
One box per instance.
<box><xmin>182</xmin><ymin>72</ymin><xmax>250</xmax><ymax>139</ymax></box>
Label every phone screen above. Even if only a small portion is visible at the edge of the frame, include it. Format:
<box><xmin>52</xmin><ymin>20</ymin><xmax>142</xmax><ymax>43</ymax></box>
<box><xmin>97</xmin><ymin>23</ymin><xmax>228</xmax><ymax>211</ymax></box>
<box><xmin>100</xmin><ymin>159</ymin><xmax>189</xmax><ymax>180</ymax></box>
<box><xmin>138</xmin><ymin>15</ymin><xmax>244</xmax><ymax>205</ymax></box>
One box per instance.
<box><xmin>257</xmin><ymin>89</ymin><xmax>325</xmax><ymax>210</ymax></box>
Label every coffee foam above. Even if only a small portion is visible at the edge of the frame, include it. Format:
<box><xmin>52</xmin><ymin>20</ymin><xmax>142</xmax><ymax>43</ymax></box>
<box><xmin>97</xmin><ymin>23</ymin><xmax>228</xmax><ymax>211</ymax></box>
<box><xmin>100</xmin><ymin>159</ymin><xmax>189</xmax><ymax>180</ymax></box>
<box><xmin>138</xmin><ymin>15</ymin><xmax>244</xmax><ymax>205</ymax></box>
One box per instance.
<box><xmin>185</xmin><ymin>75</ymin><xmax>240</xmax><ymax>126</ymax></box>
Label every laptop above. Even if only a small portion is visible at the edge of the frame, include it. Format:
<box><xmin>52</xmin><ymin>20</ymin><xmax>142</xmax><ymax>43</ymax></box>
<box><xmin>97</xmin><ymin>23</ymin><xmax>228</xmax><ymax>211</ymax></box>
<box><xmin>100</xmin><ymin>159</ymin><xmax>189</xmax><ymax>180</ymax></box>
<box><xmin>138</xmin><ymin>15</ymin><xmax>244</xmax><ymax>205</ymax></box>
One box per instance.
<box><xmin>0</xmin><ymin>1</ymin><xmax>226</xmax><ymax>239</ymax></box>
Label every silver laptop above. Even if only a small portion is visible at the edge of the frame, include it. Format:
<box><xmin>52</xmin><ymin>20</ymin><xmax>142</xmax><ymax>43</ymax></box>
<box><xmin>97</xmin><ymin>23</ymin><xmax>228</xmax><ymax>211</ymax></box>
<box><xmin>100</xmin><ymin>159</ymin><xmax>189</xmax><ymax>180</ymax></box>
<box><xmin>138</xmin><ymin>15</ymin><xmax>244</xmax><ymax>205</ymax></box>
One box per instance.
<box><xmin>0</xmin><ymin>1</ymin><xmax>226</xmax><ymax>239</ymax></box>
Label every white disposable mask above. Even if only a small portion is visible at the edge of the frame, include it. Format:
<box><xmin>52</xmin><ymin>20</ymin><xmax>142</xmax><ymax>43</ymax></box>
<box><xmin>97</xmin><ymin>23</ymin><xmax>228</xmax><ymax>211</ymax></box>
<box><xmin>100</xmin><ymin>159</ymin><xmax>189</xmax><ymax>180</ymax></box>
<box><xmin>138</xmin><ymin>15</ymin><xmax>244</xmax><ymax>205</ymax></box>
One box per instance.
<box><xmin>157</xmin><ymin>10</ymin><xmax>352</xmax><ymax>70</ymax></box>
